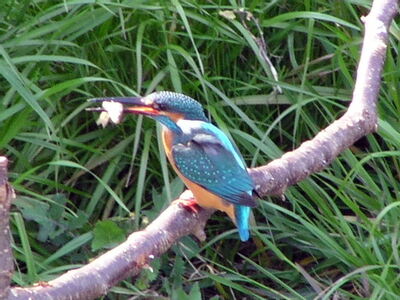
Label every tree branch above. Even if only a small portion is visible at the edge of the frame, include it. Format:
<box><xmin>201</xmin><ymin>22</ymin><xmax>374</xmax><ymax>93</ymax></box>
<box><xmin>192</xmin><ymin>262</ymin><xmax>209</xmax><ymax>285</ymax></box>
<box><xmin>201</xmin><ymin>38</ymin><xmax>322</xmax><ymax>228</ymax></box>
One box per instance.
<box><xmin>250</xmin><ymin>0</ymin><xmax>398</xmax><ymax>195</ymax></box>
<box><xmin>0</xmin><ymin>157</ymin><xmax>14</xmax><ymax>299</ymax></box>
<box><xmin>6</xmin><ymin>0</ymin><xmax>398</xmax><ymax>299</ymax></box>
<box><xmin>8</xmin><ymin>191</ymin><xmax>213</xmax><ymax>300</ymax></box>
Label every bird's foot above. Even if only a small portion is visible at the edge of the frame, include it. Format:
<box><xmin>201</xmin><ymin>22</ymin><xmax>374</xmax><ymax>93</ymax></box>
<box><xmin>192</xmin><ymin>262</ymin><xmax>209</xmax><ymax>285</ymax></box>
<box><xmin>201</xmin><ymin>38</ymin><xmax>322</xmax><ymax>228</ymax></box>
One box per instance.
<box><xmin>173</xmin><ymin>194</ymin><xmax>200</xmax><ymax>214</ymax></box>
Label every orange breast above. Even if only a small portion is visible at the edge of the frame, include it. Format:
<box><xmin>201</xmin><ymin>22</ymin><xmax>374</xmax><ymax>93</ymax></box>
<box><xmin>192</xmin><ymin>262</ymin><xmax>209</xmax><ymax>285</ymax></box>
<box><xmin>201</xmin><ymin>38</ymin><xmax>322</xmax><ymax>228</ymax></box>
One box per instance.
<box><xmin>162</xmin><ymin>128</ymin><xmax>236</xmax><ymax>222</ymax></box>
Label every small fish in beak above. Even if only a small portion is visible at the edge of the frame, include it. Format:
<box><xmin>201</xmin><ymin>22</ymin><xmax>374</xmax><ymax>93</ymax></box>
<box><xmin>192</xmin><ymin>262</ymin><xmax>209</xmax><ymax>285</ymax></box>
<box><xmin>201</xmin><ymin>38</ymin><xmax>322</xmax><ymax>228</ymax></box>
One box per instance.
<box><xmin>86</xmin><ymin>101</ymin><xmax>125</xmax><ymax>127</ymax></box>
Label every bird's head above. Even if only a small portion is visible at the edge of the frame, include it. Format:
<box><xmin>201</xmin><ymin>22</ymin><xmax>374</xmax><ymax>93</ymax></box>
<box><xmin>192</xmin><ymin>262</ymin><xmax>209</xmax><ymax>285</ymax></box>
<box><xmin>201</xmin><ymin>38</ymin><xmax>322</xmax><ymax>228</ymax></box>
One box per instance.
<box><xmin>89</xmin><ymin>91</ymin><xmax>208</xmax><ymax>132</ymax></box>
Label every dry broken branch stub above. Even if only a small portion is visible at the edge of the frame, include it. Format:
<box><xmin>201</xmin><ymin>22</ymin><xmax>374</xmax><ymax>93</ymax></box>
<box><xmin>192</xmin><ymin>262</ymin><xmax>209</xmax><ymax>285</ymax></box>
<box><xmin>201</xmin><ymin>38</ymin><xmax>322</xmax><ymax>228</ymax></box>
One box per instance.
<box><xmin>0</xmin><ymin>157</ymin><xmax>14</xmax><ymax>300</ymax></box>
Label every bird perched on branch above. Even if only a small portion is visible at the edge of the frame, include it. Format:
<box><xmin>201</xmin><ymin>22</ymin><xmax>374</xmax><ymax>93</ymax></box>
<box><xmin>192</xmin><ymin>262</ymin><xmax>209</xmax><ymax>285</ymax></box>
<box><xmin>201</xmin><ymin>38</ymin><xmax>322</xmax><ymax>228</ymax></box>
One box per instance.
<box><xmin>89</xmin><ymin>91</ymin><xmax>257</xmax><ymax>241</ymax></box>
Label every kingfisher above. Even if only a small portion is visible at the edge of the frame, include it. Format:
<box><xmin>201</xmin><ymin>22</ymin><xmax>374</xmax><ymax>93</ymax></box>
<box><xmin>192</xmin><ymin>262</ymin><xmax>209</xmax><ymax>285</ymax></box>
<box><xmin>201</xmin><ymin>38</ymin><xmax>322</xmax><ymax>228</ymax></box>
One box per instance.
<box><xmin>90</xmin><ymin>91</ymin><xmax>257</xmax><ymax>241</ymax></box>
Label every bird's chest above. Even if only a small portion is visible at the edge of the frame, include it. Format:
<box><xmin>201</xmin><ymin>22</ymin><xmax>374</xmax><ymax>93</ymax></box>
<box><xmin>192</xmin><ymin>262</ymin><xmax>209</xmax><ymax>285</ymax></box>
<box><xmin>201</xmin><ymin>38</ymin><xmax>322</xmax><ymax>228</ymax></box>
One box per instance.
<box><xmin>161</xmin><ymin>129</ymin><xmax>178</xmax><ymax>162</ymax></box>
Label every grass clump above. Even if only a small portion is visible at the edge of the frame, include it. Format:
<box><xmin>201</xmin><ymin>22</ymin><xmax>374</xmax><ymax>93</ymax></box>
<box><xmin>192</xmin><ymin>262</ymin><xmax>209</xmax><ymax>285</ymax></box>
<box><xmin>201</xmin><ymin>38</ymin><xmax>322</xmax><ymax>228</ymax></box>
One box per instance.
<box><xmin>1</xmin><ymin>0</ymin><xmax>399</xmax><ymax>299</ymax></box>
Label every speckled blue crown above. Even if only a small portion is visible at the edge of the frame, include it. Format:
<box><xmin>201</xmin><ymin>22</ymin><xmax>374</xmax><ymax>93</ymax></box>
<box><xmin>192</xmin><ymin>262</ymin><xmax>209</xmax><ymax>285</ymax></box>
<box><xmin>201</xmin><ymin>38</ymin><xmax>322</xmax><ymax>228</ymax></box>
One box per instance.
<box><xmin>149</xmin><ymin>91</ymin><xmax>208</xmax><ymax>121</ymax></box>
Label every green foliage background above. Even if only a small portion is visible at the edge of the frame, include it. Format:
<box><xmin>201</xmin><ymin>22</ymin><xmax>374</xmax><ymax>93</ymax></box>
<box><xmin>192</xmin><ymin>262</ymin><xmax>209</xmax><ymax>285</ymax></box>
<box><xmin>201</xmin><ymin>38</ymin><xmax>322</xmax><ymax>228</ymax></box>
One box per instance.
<box><xmin>1</xmin><ymin>0</ymin><xmax>400</xmax><ymax>299</ymax></box>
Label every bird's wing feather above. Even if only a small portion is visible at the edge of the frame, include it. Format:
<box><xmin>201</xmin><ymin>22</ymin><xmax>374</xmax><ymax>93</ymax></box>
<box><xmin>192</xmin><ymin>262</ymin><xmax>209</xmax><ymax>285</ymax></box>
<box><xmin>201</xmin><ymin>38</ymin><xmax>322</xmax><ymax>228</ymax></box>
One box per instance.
<box><xmin>172</xmin><ymin>126</ymin><xmax>256</xmax><ymax>207</ymax></box>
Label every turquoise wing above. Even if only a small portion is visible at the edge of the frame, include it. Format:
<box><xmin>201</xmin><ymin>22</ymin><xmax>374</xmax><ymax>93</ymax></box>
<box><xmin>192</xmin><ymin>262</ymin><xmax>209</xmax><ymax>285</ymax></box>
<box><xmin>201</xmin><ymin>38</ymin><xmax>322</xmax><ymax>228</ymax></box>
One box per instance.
<box><xmin>172</xmin><ymin>128</ymin><xmax>256</xmax><ymax>208</ymax></box>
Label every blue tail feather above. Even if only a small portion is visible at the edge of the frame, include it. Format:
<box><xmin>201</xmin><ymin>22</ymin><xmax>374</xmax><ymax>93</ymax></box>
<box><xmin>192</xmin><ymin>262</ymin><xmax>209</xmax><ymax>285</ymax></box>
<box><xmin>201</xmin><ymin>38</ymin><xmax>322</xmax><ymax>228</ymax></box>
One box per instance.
<box><xmin>235</xmin><ymin>205</ymin><xmax>251</xmax><ymax>241</ymax></box>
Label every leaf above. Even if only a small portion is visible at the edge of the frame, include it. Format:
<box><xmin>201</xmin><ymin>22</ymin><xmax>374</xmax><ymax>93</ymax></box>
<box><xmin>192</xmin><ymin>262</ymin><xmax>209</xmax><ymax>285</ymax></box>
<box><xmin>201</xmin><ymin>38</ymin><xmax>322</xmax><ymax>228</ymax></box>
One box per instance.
<box><xmin>68</xmin><ymin>210</ymin><xmax>89</xmax><ymax>230</ymax></box>
<box><xmin>91</xmin><ymin>220</ymin><xmax>125</xmax><ymax>251</ymax></box>
<box><xmin>135</xmin><ymin>257</ymin><xmax>161</xmax><ymax>290</ymax></box>
<box><xmin>48</xmin><ymin>193</ymin><xmax>67</xmax><ymax>220</ymax></box>
<box><xmin>43</xmin><ymin>233</ymin><xmax>93</xmax><ymax>266</ymax></box>
<box><xmin>13</xmin><ymin>194</ymin><xmax>69</xmax><ymax>242</ymax></box>
<box><xmin>14</xmin><ymin>196</ymin><xmax>50</xmax><ymax>224</ymax></box>
<box><xmin>188</xmin><ymin>282</ymin><xmax>201</xmax><ymax>299</ymax></box>
<box><xmin>14</xmin><ymin>196</ymin><xmax>54</xmax><ymax>242</ymax></box>
<box><xmin>0</xmin><ymin>46</ymin><xmax>55</xmax><ymax>132</ymax></box>
<box><xmin>50</xmin><ymin>160</ymin><xmax>130</xmax><ymax>214</ymax></box>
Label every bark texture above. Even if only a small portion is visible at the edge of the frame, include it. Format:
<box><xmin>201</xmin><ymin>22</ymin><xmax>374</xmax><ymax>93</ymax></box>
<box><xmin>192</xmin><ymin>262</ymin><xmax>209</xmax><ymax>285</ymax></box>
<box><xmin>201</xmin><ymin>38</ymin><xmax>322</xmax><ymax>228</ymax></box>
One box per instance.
<box><xmin>0</xmin><ymin>157</ymin><xmax>14</xmax><ymax>300</ymax></box>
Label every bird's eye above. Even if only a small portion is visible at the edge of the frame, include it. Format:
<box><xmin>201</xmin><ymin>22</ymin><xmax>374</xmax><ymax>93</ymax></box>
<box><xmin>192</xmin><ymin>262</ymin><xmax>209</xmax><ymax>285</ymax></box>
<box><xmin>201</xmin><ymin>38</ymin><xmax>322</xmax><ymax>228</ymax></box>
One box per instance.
<box><xmin>153</xmin><ymin>102</ymin><xmax>167</xmax><ymax>111</ymax></box>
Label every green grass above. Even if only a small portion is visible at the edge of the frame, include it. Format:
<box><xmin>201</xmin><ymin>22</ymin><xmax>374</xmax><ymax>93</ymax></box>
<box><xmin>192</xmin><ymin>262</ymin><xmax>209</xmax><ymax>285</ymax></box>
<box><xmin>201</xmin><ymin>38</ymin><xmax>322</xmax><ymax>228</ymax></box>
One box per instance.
<box><xmin>1</xmin><ymin>0</ymin><xmax>400</xmax><ymax>299</ymax></box>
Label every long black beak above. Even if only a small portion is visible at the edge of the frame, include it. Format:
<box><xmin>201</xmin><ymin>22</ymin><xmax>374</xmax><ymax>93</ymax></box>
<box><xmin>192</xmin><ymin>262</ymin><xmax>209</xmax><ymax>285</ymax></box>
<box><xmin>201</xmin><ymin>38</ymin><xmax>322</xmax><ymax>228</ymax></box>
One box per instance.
<box><xmin>88</xmin><ymin>97</ymin><xmax>143</xmax><ymax>105</ymax></box>
<box><xmin>86</xmin><ymin>97</ymin><xmax>160</xmax><ymax>116</ymax></box>
<box><xmin>86</xmin><ymin>97</ymin><xmax>142</xmax><ymax>111</ymax></box>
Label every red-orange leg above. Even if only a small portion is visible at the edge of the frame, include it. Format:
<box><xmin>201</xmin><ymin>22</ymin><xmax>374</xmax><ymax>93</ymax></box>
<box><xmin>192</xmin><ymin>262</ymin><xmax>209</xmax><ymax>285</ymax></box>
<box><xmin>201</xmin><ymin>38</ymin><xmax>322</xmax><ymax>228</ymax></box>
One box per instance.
<box><xmin>172</xmin><ymin>197</ymin><xmax>200</xmax><ymax>214</ymax></box>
